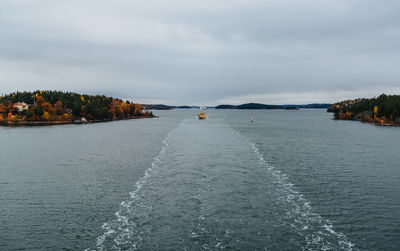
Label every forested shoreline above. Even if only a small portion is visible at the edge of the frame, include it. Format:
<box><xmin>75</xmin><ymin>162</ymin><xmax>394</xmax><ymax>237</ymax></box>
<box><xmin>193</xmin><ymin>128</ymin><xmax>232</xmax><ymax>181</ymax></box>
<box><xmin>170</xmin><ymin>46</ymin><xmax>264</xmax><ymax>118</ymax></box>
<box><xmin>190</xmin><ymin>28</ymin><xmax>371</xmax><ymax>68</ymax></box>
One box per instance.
<box><xmin>327</xmin><ymin>94</ymin><xmax>400</xmax><ymax>125</ymax></box>
<box><xmin>0</xmin><ymin>91</ymin><xmax>154</xmax><ymax>126</ymax></box>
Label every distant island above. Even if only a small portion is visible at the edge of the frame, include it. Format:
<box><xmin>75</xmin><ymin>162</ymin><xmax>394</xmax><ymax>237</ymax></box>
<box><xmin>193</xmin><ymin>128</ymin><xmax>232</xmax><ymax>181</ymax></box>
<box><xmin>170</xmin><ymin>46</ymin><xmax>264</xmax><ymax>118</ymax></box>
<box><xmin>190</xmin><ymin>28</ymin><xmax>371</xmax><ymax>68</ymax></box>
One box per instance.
<box><xmin>0</xmin><ymin>91</ymin><xmax>154</xmax><ymax>126</ymax></box>
<box><xmin>297</xmin><ymin>103</ymin><xmax>331</xmax><ymax>109</ymax></box>
<box><xmin>327</xmin><ymin>94</ymin><xmax>400</xmax><ymax>125</ymax></box>
<box><xmin>142</xmin><ymin>104</ymin><xmax>203</xmax><ymax>110</ymax></box>
<box><xmin>215</xmin><ymin>103</ymin><xmax>331</xmax><ymax>109</ymax></box>
<box><xmin>216</xmin><ymin>103</ymin><xmax>283</xmax><ymax>109</ymax></box>
<box><xmin>143</xmin><ymin>104</ymin><xmax>173</xmax><ymax>110</ymax></box>
<box><xmin>142</xmin><ymin>103</ymin><xmax>329</xmax><ymax>110</ymax></box>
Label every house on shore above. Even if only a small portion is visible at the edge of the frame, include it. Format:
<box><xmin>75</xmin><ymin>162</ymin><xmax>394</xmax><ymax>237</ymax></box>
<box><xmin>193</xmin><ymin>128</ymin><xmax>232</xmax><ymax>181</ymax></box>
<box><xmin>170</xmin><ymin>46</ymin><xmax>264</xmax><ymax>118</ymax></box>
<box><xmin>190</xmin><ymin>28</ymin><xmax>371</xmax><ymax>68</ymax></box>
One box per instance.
<box><xmin>13</xmin><ymin>102</ymin><xmax>29</xmax><ymax>112</ymax></box>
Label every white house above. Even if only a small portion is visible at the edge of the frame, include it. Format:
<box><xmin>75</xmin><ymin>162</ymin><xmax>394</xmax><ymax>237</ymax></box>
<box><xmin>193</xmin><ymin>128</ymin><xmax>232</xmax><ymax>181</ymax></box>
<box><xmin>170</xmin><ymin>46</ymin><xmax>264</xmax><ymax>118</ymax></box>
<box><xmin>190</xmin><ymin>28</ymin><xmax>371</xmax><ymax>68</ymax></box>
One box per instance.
<box><xmin>13</xmin><ymin>102</ymin><xmax>29</xmax><ymax>112</ymax></box>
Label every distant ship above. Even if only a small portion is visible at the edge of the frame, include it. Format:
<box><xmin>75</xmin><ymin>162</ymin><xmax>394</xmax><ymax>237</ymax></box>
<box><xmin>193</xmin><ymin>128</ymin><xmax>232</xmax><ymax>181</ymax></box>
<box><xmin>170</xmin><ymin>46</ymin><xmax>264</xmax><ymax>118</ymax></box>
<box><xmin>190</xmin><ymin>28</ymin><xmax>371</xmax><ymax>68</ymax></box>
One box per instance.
<box><xmin>198</xmin><ymin>112</ymin><xmax>207</xmax><ymax>119</ymax></box>
<box><xmin>198</xmin><ymin>104</ymin><xmax>207</xmax><ymax>119</ymax></box>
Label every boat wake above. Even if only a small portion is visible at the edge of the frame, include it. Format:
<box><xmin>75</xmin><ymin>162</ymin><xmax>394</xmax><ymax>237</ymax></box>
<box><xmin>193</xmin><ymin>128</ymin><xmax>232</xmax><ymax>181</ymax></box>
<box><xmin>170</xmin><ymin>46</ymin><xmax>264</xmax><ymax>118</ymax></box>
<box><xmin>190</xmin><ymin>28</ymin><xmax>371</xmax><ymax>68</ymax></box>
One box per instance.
<box><xmin>250</xmin><ymin>142</ymin><xmax>354</xmax><ymax>250</ymax></box>
<box><xmin>88</xmin><ymin>119</ymin><xmax>355</xmax><ymax>251</ymax></box>
<box><xmin>86</xmin><ymin>122</ymin><xmax>183</xmax><ymax>251</ymax></box>
<box><xmin>229</xmin><ymin>125</ymin><xmax>355</xmax><ymax>250</ymax></box>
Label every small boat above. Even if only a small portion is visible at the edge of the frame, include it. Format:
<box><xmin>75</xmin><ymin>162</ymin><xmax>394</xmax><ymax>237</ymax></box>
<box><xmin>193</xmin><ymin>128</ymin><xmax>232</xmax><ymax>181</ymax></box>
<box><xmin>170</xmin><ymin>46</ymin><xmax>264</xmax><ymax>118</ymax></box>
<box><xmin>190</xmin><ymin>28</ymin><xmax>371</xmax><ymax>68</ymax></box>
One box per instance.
<box><xmin>198</xmin><ymin>112</ymin><xmax>207</xmax><ymax>120</ymax></box>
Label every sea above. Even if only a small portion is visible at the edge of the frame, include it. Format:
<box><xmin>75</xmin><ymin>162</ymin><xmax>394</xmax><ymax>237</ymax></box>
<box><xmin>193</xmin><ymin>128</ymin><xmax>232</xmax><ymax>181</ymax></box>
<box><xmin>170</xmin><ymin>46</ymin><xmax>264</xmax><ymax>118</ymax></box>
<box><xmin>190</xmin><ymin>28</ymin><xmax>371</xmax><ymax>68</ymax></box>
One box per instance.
<box><xmin>0</xmin><ymin>109</ymin><xmax>399</xmax><ymax>250</ymax></box>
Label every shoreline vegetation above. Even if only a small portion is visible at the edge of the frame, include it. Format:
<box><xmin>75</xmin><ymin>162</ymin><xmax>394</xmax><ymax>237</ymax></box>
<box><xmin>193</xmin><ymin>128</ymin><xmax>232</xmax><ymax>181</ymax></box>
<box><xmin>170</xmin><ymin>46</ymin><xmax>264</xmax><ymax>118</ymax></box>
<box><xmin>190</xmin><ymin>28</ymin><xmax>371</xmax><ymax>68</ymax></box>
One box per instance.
<box><xmin>0</xmin><ymin>91</ymin><xmax>154</xmax><ymax>127</ymax></box>
<box><xmin>327</xmin><ymin>94</ymin><xmax>400</xmax><ymax>126</ymax></box>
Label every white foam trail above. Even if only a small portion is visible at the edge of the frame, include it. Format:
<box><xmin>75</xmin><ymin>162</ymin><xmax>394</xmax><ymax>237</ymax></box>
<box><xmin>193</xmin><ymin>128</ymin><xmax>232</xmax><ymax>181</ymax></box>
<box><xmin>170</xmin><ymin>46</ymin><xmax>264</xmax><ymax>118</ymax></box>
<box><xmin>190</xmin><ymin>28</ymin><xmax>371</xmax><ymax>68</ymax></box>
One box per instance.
<box><xmin>88</xmin><ymin>121</ymin><xmax>355</xmax><ymax>250</ymax></box>
<box><xmin>227</xmin><ymin>124</ymin><xmax>355</xmax><ymax>250</ymax></box>
<box><xmin>87</xmin><ymin>122</ymin><xmax>183</xmax><ymax>251</ymax></box>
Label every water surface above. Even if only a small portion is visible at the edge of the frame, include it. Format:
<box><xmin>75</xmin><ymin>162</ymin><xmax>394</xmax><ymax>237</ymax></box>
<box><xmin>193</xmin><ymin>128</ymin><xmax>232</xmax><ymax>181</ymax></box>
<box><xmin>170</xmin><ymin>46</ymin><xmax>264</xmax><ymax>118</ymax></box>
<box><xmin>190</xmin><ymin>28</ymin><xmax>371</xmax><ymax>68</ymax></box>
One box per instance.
<box><xmin>0</xmin><ymin>109</ymin><xmax>399</xmax><ymax>250</ymax></box>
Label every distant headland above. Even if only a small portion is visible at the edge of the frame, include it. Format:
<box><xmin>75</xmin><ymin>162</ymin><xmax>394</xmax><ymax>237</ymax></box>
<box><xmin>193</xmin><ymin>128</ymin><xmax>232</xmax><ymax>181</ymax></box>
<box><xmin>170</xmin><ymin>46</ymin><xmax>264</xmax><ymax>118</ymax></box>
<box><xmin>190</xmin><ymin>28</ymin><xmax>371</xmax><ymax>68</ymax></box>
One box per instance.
<box><xmin>215</xmin><ymin>103</ymin><xmax>331</xmax><ymax>110</ymax></box>
<box><xmin>142</xmin><ymin>104</ymin><xmax>203</xmax><ymax>110</ymax></box>
<box><xmin>327</xmin><ymin>94</ymin><xmax>400</xmax><ymax>126</ymax></box>
<box><xmin>0</xmin><ymin>91</ymin><xmax>154</xmax><ymax>126</ymax></box>
<box><xmin>142</xmin><ymin>102</ymin><xmax>331</xmax><ymax>110</ymax></box>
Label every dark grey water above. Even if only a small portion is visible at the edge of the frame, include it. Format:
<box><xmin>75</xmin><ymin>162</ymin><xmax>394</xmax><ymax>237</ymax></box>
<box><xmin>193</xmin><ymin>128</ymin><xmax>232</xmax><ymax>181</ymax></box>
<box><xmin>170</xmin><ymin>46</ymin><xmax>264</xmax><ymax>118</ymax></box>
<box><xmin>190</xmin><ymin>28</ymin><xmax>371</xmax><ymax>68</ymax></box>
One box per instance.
<box><xmin>0</xmin><ymin>109</ymin><xmax>399</xmax><ymax>250</ymax></box>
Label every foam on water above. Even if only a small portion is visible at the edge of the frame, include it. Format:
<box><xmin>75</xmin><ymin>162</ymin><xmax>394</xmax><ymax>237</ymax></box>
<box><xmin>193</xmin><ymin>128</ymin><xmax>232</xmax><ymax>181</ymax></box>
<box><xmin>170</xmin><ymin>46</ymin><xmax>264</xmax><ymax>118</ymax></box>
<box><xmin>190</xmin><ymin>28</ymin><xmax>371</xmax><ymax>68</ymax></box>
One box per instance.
<box><xmin>88</xmin><ymin>119</ymin><xmax>356</xmax><ymax>251</ymax></box>
<box><xmin>230</xmin><ymin>125</ymin><xmax>355</xmax><ymax>250</ymax></box>
<box><xmin>86</xmin><ymin>122</ymin><xmax>184</xmax><ymax>251</ymax></box>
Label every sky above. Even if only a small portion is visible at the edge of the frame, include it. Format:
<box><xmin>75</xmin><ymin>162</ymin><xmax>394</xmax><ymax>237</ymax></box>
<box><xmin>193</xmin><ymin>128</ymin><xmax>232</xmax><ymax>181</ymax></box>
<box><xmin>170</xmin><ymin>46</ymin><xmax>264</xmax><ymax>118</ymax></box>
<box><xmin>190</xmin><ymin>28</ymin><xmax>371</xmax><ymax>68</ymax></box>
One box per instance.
<box><xmin>1</xmin><ymin>0</ymin><xmax>400</xmax><ymax>105</ymax></box>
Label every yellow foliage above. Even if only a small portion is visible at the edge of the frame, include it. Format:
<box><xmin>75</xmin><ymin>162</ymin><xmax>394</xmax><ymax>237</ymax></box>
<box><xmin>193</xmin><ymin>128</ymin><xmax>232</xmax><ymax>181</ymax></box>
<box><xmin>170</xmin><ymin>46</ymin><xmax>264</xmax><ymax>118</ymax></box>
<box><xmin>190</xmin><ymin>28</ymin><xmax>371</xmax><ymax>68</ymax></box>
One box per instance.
<box><xmin>374</xmin><ymin>106</ymin><xmax>378</xmax><ymax>114</ymax></box>
<box><xmin>62</xmin><ymin>113</ymin><xmax>72</xmax><ymax>120</ymax></box>
<box><xmin>42</xmin><ymin>111</ymin><xmax>50</xmax><ymax>120</ymax></box>
<box><xmin>81</xmin><ymin>96</ymin><xmax>85</xmax><ymax>102</ymax></box>
<box><xmin>121</xmin><ymin>101</ymin><xmax>129</xmax><ymax>114</ymax></box>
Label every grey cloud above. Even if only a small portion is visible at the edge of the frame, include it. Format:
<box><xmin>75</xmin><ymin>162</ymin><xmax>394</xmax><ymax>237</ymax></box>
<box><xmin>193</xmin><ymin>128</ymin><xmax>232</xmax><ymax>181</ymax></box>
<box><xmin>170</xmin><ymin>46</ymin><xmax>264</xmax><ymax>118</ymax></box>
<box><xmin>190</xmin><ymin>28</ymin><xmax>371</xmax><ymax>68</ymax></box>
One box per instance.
<box><xmin>1</xmin><ymin>0</ymin><xmax>399</xmax><ymax>105</ymax></box>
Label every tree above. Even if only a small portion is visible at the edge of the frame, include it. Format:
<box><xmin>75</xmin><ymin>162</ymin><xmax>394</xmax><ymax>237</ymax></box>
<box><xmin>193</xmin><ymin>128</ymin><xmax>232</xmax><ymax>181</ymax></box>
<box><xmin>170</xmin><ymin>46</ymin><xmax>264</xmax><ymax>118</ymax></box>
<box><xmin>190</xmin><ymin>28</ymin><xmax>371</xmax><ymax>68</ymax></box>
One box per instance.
<box><xmin>36</xmin><ymin>96</ymin><xmax>45</xmax><ymax>106</ymax></box>
<box><xmin>23</xmin><ymin>109</ymin><xmax>33</xmax><ymax>120</ymax></box>
<box><xmin>41</xmin><ymin>102</ymin><xmax>54</xmax><ymax>114</ymax></box>
<box><xmin>7</xmin><ymin>101</ymin><xmax>14</xmax><ymax>113</ymax></box>
<box><xmin>33</xmin><ymin>105</ymin><xmax>43</xmax><ymax>117</ymax></box>
<box><xmin>80</xmin><ymin>105</ymin><xmax>87</xmax><ymax>117</ymax></box>
<box><xmin>54</xmin><ymin>101</ymin><xmax>64</xmax><ymax>115</ymax></box>
<box><xmin>0</xmin><ymin>103</ymin><xmax>7</xmax><ymax>114</ymax></box>
<box><xmin>373</xmin><ymin>106</ymin><xmax>378</xmax><ymax>121</ymax></box>
<box><xmin>42</xmin><ymin>111</ymin><xmax>50</xmax><ymax>120</ymax></box>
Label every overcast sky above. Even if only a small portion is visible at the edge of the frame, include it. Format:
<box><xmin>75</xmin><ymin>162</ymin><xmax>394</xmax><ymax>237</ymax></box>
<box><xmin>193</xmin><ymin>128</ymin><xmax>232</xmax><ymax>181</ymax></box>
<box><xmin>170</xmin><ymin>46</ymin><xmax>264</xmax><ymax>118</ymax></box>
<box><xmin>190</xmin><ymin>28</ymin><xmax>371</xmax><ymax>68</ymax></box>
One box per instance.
<box><xmin>1</xmin><ymin>0</ymin><xmax>400</xmax><ymax>105</ymax></box>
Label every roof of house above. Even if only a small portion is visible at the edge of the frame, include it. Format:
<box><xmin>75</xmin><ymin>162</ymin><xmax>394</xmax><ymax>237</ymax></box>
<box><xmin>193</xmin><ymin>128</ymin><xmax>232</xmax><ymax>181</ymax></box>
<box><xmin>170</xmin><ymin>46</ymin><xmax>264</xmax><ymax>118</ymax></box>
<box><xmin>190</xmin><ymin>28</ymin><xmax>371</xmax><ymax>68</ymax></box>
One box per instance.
<box><xmin>13</xmin><ymin>102</ymin><xmax>28</xmax><ymax>106</ymax></box>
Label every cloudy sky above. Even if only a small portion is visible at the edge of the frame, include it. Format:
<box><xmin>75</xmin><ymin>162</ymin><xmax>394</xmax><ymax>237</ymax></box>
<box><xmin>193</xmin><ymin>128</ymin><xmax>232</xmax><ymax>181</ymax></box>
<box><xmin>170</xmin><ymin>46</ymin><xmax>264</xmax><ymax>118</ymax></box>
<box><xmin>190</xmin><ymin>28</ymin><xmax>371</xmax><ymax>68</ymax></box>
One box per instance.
<box><xmin>1</xmin><ymin>0</ymin><xmax>400</xmax><ymax>105</ymax></box>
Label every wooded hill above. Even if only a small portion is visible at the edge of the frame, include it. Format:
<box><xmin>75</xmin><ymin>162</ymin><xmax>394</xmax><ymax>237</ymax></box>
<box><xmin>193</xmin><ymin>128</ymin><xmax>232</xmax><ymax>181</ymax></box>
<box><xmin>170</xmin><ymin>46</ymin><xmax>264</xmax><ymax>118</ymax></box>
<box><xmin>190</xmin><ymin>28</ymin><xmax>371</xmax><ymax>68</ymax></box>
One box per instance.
<box><xmin>327</xmin><ymin>94</ymin><xmax>400</xmax><ymax>125</ymax></box>
<box><xmin>0</xmin><ymin>90</ymin><xmax>153</xmax><ymax>124</ymax></box>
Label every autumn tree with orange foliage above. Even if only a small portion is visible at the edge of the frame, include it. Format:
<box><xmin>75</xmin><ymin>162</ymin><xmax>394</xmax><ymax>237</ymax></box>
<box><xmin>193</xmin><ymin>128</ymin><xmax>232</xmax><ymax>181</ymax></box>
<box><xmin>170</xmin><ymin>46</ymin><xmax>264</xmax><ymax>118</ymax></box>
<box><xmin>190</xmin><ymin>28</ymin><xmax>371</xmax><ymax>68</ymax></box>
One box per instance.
<box><xmin>7</xmin><ymin>101</ymin><xmax>14</xmax><ymax>113</ymax></box>
<box><xmin>36</xmin><ymin>96</ymin><xmax>45</xmax><ymax>106</ymax></box>
<box><xmin>0</xmin><ymin>104</ymin><xmax>7</xmax><ymax>115</ymax></box>
<box><xmin>54</xmin><ymin>101</ymin><xmax>63</xmax><ymax>115</ymax></box>
<box><xmin>41</xmin><ymin>102</ymin><xmax>54</xmax><ymax>115</ymax></box>
<box><xmin>0</xmin><ymin>105</ymin><xmax>4</xmax><ymax>121</ymax></box>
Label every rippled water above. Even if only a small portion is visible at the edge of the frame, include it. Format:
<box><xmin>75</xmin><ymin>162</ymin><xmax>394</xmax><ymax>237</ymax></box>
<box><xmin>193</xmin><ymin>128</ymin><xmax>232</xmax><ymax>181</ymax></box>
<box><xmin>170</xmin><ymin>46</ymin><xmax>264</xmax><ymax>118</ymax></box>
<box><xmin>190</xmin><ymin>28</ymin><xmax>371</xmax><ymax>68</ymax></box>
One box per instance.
<box><xmin>0</xmin><ymin>109</ymin><xmax>399</xmax><ymax>250</ymax></box>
